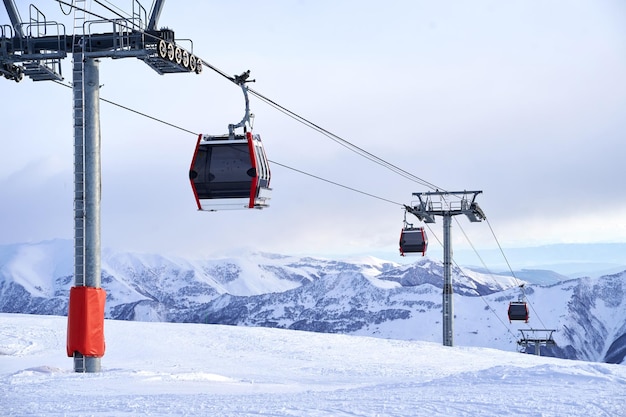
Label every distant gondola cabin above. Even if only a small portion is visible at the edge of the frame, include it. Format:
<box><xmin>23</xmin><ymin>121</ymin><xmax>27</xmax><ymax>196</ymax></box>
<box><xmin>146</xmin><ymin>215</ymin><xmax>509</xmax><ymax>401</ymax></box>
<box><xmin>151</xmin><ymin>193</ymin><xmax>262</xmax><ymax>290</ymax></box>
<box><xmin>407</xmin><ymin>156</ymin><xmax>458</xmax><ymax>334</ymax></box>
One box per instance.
<box><xmin>399</xmin><ymin>227</ymin><xmax>428</xmax><ymax>256</ymax></box>
<box><xmin>508</xmin><ymin>301</ymin><xmax>529</xmax><ymax>322</ymax></box>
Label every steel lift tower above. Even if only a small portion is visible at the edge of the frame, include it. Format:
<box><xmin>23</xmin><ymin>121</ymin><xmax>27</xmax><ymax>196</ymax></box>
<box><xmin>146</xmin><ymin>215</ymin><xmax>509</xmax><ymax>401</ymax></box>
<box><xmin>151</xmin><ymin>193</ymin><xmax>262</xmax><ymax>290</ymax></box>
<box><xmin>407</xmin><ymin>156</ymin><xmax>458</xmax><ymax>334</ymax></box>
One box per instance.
<box><xmin>405</xmin><ymin>191</ymin><xmax>486</xmax><ymax>347</ymax></box>
<box><xmin>1</xmin><ymin>0</ymin><xmax>200</xmax><ymax>372</ymax></box>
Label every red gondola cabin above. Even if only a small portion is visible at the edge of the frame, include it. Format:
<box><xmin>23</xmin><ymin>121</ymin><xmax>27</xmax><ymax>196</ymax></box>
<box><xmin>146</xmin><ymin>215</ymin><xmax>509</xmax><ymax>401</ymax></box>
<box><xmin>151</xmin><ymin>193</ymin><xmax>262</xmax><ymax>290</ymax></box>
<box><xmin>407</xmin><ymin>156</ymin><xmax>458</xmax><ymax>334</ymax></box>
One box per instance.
<box><xmin>189</xmin><ymin>132</ymin><xmax>271</xmax><ymax>211</ymax></box>
<box><xmin>399</xmin><ymin>227</ymin><xmax>428</xmax><ymax>256</ymax></box>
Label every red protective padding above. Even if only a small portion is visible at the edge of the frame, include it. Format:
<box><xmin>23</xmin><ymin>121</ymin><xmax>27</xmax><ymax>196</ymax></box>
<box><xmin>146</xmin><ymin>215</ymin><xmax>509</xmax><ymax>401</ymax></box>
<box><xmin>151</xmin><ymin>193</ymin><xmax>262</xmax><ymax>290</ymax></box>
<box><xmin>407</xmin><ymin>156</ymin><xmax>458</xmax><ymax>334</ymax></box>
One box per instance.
<box><xmin>246</xmin><ymin>131</ymin><xmax>259</xmax><ymax>208</ymax></box>
<box><xmin>66</xmin><ymin>286</ymin><xmax>106</xmax><ymax>357</ymax></box>
<box><xmin>189</xmin><ymin>134</ymin><xmax>203</xmax><ymax>210</ymax></box>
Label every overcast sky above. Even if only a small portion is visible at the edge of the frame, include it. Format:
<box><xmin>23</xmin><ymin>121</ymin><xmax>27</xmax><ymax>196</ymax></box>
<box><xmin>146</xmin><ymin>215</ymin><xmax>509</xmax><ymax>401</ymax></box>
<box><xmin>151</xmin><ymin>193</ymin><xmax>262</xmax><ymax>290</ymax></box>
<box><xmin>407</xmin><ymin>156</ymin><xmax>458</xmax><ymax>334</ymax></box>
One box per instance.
<box><xmin>1</xmin><ymin>1</ymin><xmax>625</xmax><ymax>264</ymax></box>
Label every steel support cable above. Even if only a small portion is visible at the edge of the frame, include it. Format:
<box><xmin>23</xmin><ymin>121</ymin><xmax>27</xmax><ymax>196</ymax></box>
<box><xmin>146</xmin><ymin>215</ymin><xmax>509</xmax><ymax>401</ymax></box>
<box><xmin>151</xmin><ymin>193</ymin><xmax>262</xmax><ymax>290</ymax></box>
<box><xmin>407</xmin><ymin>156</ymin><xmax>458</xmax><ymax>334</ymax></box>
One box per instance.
<box><xmin>101</xmin><ymin>95</ymin><xmax>198</xmax><ymax>135</ymax></box>
<box><xmin>485</xmin><ymin>218</ymin><xmax>521</xmax><ymax>285</ymax></box>
<box><xmin>96</xmin><ymin>0</ymin><xmax>133</xmax><ymax>20</ymax></box>
<box><xmin>452</xmin><ymin>217</ymin><xmax>523</xmax><ymax>336</ymax></box>
<box><xmin>53</xmin><ymin>0</ymin><xmax>443</xmax><ymax>191</ymax></box>
<box><xmin>48</xmin><ymin>3</ymin><xmax>522</xmax><ymax>316</ymax></box>
<box><xmin>54</xmin><ymin>80</ymin><xmax>197</xmax><ymax>134</ymax></box>
<box><xmin>485</xmin><ymin>218</ymin><xmax>549</xmax><ymax>329</ymax></box>
<box><xmin>180</xmin><ymin>51</ymin><xmax>444</xmax><ymax>191</ymax></box>
<box><xmin>58</xmin><ymin>0</ymin><xmax>147</xmax><ymax>33</ymax></box>
<box><xmin>53</xmin><ymin>77</ymin><xmax>519</xmax><ymax>342</ymax></box>
<box><xmin>147</xmin><ymin>42</ymin><xmax>533</xmax><ymax>348</ymax></box>
<box><xmin>426</xmin><ymin>221</ymin><xmax>519</xmax><ymax>340</ymax></box>
<box><xmin>52</xmin><ymin>80</ymin><xmax>402</xmax><ymax>207</ymax></box>
<box><xmin>216</xmin><ymin>77</ymin><xmax>501</xmax><ymax>281</ymax></box>
<box><xmin>188</xmin><ymin>61</ymin><xmax>446</xmax><ymax>192</ymax></box>
<box><xmin>47</xmin><ymin>2</ymin><xmax>540</xmax><ymax>347</ymax></box>
<box><xmin>56</xmin><ymin>0</ymin><xmax>111</xmax><ymax>24</ymax></box>
<box><xmin>270</xmin><ymin>161</ymin><xmax>403</xmax><ymax>206</ymax></box>
<box><xmin>248</xmin><ymin>87</ymin><xmax>442</xmax><ymax>191</ymax></box>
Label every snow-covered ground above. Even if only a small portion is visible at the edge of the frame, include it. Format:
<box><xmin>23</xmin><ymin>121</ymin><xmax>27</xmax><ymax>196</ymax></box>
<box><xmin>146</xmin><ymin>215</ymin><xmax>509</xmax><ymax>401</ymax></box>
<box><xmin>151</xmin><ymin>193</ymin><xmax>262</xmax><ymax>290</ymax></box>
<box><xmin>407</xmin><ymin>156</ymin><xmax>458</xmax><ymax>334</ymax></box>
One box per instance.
<box><xmin>1</xmin><ymin>313</ymin><xmax>625</xmax><ymax>416</ymax></box>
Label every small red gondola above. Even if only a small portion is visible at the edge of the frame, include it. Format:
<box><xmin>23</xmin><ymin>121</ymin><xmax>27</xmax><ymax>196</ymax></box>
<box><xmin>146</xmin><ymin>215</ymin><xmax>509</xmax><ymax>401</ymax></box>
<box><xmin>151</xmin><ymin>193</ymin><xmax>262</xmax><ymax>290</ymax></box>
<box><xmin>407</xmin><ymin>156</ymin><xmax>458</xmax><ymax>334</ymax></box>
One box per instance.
<box><xmin>508</xmin><ymin>301</ymin><xmax>529</xmax><ymax>323</ymax></box>
<box><xmin>399</xmin><ymin>226</ymin><xmax>428</xmax><ymax>256</ymax></box>
<box><xmin>189</xmin><ymin>131</ymin><xmax>271</xmax><ymax>211</ymax></box>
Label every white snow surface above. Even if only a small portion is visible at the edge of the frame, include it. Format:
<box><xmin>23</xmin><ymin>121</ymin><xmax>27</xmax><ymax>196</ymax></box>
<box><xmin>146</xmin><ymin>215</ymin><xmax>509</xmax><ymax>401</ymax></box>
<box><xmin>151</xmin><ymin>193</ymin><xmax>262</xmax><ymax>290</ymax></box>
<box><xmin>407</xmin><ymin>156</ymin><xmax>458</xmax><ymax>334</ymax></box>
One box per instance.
<box><xmin>1</xmin><ymin>313</ymin><xmax>625</xmax><ymax>416</ymax></box>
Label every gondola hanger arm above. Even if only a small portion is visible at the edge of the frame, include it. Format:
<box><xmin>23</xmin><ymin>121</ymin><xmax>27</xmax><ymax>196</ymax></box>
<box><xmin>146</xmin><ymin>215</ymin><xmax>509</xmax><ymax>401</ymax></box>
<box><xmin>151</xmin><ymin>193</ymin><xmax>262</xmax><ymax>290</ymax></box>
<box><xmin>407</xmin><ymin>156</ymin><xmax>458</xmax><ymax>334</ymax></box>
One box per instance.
<box><xmin>228</xmin><ymin>70</ymin><xmax>256</xmax><ymax>138</ymax></box>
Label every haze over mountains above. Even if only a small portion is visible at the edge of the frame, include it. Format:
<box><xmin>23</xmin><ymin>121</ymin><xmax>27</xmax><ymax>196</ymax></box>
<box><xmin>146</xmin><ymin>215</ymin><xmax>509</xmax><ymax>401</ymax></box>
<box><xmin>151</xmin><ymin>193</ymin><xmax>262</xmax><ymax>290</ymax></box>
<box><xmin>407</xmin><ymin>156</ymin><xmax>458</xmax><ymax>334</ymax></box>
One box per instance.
<box><xmin>453</xmin><ymin>242</ymin><xmax>626</xmax><ymax>280</ymax></box>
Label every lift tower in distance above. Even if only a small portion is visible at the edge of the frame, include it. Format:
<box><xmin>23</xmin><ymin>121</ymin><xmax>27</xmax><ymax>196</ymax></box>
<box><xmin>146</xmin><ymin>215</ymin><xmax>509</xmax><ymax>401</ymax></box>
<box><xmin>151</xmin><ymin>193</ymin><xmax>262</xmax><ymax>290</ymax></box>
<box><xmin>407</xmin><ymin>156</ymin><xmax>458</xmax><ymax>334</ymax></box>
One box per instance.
<box><xmin>518</xmin><ymin>329</ymin><xmax>557</xmax><ymax>356</ymax></box>
<box><xmin>1</xmin><ymin>0</ymin><xmax>201</xmax><ymax>372</ymax></box>
<box><xmin>405</xmin><ymin>191</ymin><xmax>486</xmax><ymax>347</ymax></box>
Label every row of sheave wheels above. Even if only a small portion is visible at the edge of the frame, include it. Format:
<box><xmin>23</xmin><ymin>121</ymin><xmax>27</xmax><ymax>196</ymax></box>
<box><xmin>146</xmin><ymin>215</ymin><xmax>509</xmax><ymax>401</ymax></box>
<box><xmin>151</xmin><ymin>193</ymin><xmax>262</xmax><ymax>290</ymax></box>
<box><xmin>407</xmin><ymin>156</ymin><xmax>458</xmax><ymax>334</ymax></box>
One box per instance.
<box><xmin>157</xmin><ymin>39</ymin><xmax>202</xmax><ymax>74</ymax></box>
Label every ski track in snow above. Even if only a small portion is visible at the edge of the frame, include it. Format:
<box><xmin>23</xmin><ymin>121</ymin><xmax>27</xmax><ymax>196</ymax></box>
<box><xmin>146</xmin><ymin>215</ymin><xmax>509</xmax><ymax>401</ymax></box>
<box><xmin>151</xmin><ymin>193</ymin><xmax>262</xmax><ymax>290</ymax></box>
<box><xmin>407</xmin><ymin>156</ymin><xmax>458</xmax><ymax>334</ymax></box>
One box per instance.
<box><xmin>1</xmin><ymin>313</ymin><xmax>626</xmax><ymax>416</ymax></box>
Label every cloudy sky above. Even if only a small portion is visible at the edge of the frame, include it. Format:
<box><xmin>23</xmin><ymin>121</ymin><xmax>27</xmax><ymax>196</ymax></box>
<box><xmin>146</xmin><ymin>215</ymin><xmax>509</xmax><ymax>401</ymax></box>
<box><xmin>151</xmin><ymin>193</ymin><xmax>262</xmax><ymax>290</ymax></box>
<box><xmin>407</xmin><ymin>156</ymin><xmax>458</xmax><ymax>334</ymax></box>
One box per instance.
<box><xmin>1</xmin><ymin>1</ymin><xmax>625</xmax><ymax>263</ymax></box>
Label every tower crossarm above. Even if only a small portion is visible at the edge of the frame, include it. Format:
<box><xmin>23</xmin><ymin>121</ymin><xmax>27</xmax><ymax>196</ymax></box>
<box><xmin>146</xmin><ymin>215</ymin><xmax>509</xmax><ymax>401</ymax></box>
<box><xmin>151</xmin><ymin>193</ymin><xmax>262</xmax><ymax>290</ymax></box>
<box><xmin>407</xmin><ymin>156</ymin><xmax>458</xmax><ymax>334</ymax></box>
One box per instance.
<box><xmin>518</xmin><ymin>329</ymin><xmax>557</xmax><ymax>344</ymax></box>
<box><xmin>404</xmin><ymin>203</ymin><xmax>436</xmax><ymax>224</ymax></box>
<box><xmin>407</xmin><ymin>190</ymin><xmax>485</xmax><ymax>223</ymax></box>
<box><xmin>1</xmin><ymin>1</ymin><xmax>200</xmax><ymax>81</ymax></box>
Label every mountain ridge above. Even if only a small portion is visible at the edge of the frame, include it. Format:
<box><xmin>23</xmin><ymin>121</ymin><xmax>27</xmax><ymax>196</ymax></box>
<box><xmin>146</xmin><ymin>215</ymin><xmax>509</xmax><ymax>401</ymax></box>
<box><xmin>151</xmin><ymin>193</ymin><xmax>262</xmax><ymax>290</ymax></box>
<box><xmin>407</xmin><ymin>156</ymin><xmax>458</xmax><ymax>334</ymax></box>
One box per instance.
<box><xmin>1</xmin><ymin>239</ymin><xmax>625</xmax><ymax>364</ymax></box>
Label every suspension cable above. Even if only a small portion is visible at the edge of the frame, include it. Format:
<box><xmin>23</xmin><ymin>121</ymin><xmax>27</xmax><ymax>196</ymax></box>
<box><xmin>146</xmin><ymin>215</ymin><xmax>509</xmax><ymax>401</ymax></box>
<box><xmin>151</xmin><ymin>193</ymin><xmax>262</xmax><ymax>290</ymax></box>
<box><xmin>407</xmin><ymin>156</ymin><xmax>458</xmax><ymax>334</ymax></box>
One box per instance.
<box><xmin>248</xmin><ymin>87</ymin><xmax>442</xmax><ymax>191</ymax></box>
<box><xmin>51</xmin><ymin>80</ymin><xmax>403</xmax><ymax>207</ymax></box>
<box><xmin>270</xmin><ymin>161</ymin><xmax>403</xmax><ymax>206</ymax></box>
<box><xmin>52</xmin><ymin>63</ymin><xmax>532</xmax><ymax>341</ymax></box>
<box><xmin>48</xmin><ymin>2</ymin><xmax>537</xmax><ymax>332</ymax></box>
<box><xmin>425</xmin><ymin>220</ymin><xmax>517</xmax><ymax>338</ymax></box>
<box><xmin>485</xmin><ymin>218</ymin><xmax>548</xmax><ymax>329</ymax></box>
<box><xmin>185</xmin><ymin>53</ymin><xmax>445</xmax><ymax>192</ymax></box>
<box><xmin>54</xmin><ymin>0</ymin><xmax>442</xmax><ymax>190</ymax></box>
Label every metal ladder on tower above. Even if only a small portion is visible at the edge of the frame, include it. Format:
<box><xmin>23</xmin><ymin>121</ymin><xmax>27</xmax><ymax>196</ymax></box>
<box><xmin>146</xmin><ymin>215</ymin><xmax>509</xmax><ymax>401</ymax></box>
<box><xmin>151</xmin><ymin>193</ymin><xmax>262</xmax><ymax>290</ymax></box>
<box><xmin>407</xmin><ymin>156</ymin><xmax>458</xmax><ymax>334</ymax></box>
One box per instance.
<box><xmin>72</xmin><ymin>0</ymin><xmax>86</xmax><ymax>288</ymax></box>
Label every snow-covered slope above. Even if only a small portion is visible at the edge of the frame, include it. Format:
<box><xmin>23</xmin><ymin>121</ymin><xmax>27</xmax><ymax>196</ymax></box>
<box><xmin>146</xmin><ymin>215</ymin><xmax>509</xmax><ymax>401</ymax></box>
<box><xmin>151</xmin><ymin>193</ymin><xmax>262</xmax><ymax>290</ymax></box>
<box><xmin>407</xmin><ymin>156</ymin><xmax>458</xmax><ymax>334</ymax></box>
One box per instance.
<box><xmin>2</xmin><ymin>240</ymin><xmax>626</xmax><ymax>364</ymax></box>
<box><xmin>1</xmin><ymin>313</ymin><xmax>625</xmax><ymax>417</ymax></box>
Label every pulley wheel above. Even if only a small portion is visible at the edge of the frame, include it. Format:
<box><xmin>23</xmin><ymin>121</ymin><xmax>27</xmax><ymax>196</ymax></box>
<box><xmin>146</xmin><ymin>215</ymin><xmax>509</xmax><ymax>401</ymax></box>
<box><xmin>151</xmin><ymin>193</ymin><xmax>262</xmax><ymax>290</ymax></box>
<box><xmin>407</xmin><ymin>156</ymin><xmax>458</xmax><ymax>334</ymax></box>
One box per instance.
<box><xmin>157</xmin><ymin>40</ymin><xmax>168</xmax><ymax>59</ymax></box>
<box><xmin>166</xmin><ymin>42</ymin><xmax>175</xmax><ymax>61</ymax></box>
<box><xmin>174</xmin><ymin>47</ymin><xmax>183</xmax><ymax>65</ymax></box>
<box><xmin>182</xmin><ymin>50</ymin><xmax>190</xmax><ymax>69</ymax></box>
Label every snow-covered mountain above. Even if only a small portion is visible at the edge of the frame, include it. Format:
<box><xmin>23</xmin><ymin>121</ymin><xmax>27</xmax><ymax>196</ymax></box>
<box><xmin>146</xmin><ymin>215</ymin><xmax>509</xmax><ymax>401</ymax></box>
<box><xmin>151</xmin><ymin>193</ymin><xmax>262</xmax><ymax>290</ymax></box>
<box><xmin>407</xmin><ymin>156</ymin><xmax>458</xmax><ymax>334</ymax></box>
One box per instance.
<box><xmin>1</xmin><ymin>239</ymin><xmax>625</xmax><ymax>364</ymax></box>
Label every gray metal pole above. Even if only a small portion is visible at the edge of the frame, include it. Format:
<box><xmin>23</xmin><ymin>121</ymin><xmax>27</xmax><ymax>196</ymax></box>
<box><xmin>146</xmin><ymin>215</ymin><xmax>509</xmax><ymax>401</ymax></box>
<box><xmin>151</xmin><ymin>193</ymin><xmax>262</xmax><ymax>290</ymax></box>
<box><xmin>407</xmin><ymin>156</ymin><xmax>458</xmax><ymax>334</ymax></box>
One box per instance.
<box><xmin>83</xmin><ymin>58</ymin><xmax>101</xmax><ymax>291</ymax></box>
<box><xmin>72</xmin><ymin>58</ymin><xmax>102</xmax><ymax>373</ymax></box>
<box><xmin>442</xmin><ymin>213</ymin><xmax>453</xmax><ymax>347</ymax></box>
<box><xmin>83</xmin><ymin>57</ymin><xmax>102</xmax><ymax>373</ymax></box>
<box><xmin>535</xmin><ymin>341</ymin><xmax>541</xmax><ymax>356</ymax></box>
